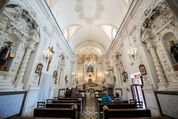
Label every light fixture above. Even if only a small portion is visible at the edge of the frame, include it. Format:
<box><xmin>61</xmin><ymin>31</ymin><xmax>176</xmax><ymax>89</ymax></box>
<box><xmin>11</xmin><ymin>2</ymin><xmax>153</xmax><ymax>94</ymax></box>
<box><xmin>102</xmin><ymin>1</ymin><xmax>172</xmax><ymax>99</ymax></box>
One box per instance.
<box><xmin>125</xmin><ymin>26</ymin><xmax>138</xmax><ymax>60</ymax></box>
<box><xmin>127</xmin><ymin>47</ymin><xmax>138</xmax><ymax>60</ymax></box>
<box><xmin>43</xmin><ymin>47</ymin><xmax>54</xmax><ymax>71</ymax></box>
<box><xmin>72</xmin><ymin>72</ymin><xmax>75</xmax><ymax>75</ymax></box>
<box><xmin>105</xmin><ymin>71</ymin><xmax>109</xmax><ymax>74</ymax></box>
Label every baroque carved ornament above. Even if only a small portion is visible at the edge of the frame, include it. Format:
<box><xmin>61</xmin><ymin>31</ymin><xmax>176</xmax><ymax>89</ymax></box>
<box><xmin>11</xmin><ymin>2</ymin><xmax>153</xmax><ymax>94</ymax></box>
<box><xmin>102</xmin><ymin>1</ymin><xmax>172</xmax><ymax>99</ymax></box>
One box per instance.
<box><xmin>1</xmin><ymin>4</ymin><xmax>39</xmax><ymax>39</ymax></box>
<box><xmin>75</xmin><ymin>0</ymin><xmax>104</xmax><ymax>23</ymax></box>
<box><xmin>142</xmin><ymin>1</ymin><xmax>173</xmax><ymax>30</ymax></box>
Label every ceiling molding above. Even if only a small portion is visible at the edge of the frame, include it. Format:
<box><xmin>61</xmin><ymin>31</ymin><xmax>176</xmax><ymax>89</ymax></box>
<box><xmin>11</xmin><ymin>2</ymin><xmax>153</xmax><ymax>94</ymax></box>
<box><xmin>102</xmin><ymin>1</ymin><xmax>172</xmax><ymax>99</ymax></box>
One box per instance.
<box><xmin>74</xmin><ymin>0</ymin><xmax>104</xmax><ymax>23</ymax></box>
<box><xmin>63</xmin><ymin>24</ymin><xmax>82</xmax><ymax>41</ymax></box>
<box><xmin>46</xmin><ymin>0</ymin><xmax>133</xmax><ymax>55</ymax></box>
<box><xmin>74</xmin><ymin>40</ymin><xmax>106</xmax><ymax>54</ymax></box>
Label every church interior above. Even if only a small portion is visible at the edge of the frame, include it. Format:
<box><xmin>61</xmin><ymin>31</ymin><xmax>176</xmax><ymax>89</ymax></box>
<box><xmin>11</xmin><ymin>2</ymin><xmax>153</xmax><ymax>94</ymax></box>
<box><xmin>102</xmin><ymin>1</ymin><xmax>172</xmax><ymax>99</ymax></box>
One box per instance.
<box><xmin>0</xmin><ymin>0</ymin><xmax>178</xmax><ymax>119</ymax></box>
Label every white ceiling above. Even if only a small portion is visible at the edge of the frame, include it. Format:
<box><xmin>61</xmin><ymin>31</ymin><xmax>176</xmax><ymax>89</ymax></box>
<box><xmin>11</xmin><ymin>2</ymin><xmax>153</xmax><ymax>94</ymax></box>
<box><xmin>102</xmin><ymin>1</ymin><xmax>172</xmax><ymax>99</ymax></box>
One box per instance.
<box><xmin>47</xmin><ymin>0</ymin><xmax>133</xmax><ymax>55</ymax></box>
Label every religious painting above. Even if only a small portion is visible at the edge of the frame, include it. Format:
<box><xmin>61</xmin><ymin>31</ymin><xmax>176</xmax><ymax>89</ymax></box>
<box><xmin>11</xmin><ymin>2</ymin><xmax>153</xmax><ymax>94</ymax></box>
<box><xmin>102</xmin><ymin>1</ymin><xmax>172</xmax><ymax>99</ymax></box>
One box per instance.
<box><xmin>87</xmin><ymin>65</ymin><xmax>94</xmax><ymax>73</ymax></box>
<box><xmin>53</xmin><ymin>71</ymin><xmax>57</xmax><ymax>78</ymax></box>
<box><xmin>65</xmin><ymin>75</ymin><xmax>68</xmax><ymax>83</ymax></box>
<box><xmin>122</xmin><ymin>71</ymin><xmax>128</xmax><ymax>82</ymax></box>
<box><xmin>0</xmin><ymin>41</ymin><xmax>15</xmax><ymax>71</ymax></box>
<box><xmin>53</xmin><ymin>71</ymin><xmax>57</xmax><ymax>84</ymax></box>
<box><xmin>139</xmin><ymin>64</ymin><xmax>147</xmax><ymax>76</ymax></box>
<box><xmin>162</xmin><ymin>33</ymin><xmax>178</xmax><ymax>71</ymax></box>
<box><xmin>115</xmin><ymin>88</ymin><xmax>123</xmax><ymax>95</ymax></box>
<box><xmin>84</xmin><ymin>63</ymin><xmax>97</xmax><ymax>83</ymax></box>
<box><xmin>35</xmin><ymin>63</ymin><xmax>43</xmax><ymax>75</ymax></box>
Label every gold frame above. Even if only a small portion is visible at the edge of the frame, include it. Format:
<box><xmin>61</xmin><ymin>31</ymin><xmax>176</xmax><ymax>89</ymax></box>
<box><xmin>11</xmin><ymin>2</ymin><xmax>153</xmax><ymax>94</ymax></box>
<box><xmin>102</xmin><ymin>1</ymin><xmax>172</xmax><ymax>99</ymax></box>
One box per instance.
<box><xmin>139</xmin><ymin>64</ymin><xmax>147</xmax><ymax>76</ymax></box>
<box><xmin>35</xmin><ymin>63</ymin><xmax>43</xmax><ymax>74</ymax></box>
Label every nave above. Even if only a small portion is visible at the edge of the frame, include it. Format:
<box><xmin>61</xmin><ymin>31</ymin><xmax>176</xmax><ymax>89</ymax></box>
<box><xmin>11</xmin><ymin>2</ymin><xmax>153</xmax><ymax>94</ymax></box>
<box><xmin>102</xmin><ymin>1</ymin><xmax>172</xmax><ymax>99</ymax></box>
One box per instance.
<box><xmin>80</xmin><ymin>90</ymin><xmax>97</xmax><ymax>119</ymax></box>
<box><xmin>1</xmin><ymin>0</ymin><xmax>178</xmax><ymax>119</ymax></box>
<box><xmin>8</xmin><ymin>88</ymin><xmax>172</xmax><ymax>119</ymax></box>
<box><xmin>31</xmin><ymin>89</ymin><xmax>174</xmax><ymax>119</ymax></box>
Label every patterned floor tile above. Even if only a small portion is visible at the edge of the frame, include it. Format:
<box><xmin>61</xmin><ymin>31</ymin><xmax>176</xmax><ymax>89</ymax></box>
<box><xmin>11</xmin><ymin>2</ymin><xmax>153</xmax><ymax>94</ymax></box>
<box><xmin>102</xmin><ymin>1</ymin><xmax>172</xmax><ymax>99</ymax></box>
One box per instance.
<box><xmin>80</xmin><ymin>92</ymin><xmax>99</xmax><ymax>119</ymax></box>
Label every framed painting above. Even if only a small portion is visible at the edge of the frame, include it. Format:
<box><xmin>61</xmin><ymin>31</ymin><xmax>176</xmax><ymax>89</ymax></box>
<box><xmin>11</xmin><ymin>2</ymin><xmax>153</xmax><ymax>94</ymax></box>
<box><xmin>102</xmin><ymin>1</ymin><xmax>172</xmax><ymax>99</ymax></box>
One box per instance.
<box><xmin>53</xmin><ymin>71</ymin><xmax>57</xmax><ymax>78</ymax></box>
<box><xmin>139</xmin><ymin>64</ymin><xmax>147</xmax><ymax>76</ymax></box>
<box><xmin>35</xmin><ymin>63</ymin><xmax>43</xmax><ymax>75</ymax></box>
<box><xmin>122</xmin><ymin>71</ymin><xmax>128</xmax><ymax>82</ymax></box>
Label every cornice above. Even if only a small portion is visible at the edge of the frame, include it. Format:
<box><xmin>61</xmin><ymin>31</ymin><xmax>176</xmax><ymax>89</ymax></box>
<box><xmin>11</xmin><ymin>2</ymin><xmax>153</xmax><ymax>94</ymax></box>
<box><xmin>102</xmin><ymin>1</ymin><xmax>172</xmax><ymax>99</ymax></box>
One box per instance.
<box><xmin>36</xmin><ymin>0</ymin><xmax>74</xmax><ymax>57</ymax></box>
<box><xmin>106</xmin><ymin>0</ymin><xmax>141</xmax><ymax>56</ymax></box>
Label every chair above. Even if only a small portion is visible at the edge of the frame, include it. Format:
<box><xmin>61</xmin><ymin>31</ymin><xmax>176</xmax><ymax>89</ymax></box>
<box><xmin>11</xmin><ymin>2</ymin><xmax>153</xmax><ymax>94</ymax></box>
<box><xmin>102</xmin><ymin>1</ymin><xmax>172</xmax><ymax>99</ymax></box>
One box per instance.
<box><xmin>54</xmin><ymin>97</ymin><xmax>59</xmax><ymax>100</ymax></box>
<box><xmin>46</xmin><ymin>99</ymin><xmax>53</xmax><ymax>104</ymax></box>
<box><xmin>37</xmin><ymin>102</ymin><xmax>45</xmax><ymax>108</ymax></box>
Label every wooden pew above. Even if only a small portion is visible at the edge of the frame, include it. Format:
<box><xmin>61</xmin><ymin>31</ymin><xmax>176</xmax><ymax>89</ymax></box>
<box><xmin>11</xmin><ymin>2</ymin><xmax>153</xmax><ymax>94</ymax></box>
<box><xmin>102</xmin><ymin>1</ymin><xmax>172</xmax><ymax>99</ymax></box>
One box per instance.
<box><xmin>99</xmin><ymin>103</ymin><xmax>137</xmax><ymax>112</ymax></box>
<box><xmin>55</xmin><ymin>96</ymin><xmax>85</xmax><ymax>106</ymax></box>
<box><xmin>96</xmin><ymin>98</ymin><xmax>128</xmax><ymax>109</ymax></box>
<box><xmin>34</xmin><ymin>108</ymin><xmax>77</xmax><ymax>119</ymax></box>
<box><xmin>46</xmin><ymin>103</ymin><xmax>75</xmax><ymax>108</ymax></box>
<box><xmin>9</xmin><ymin>116</ymin><xmax>172</xmax><ymax>119</ymax></box>
<box><xmin>52</xmin><ymin>99</ymin><xmax>81</xmax><ymax>103</ymax></box>
<box><xmin>11</xmin><ymin>117</ymin><xmax>70</xmax><ymax>119</ymax></box>
<box><xmin>103</xmin><ymin>108</ymin><xmax>151</xmax><ymax>119</ymax></box>
<box><xmin>98</xmin><ymin>103</ymin><xmax>137</xmax><ymax>119</ymax></box>
<box><xmin>46</xmin><ymin>103</ymin><xmax>81</xmax><ymax>117</ymax></box>
<box><xmin>52</xmin><ymin>100</ymin><xmax>82</xmax><ymax>110</ymax></box>
<box><xmin>58</xmin><ymin>97</ymin><xmax>85</xmax><ymax>107</ymax></box>
<box><xmin>58</xmin><ymin>97</ymin><xmax>81</xmax><ymax>100</ymax></box>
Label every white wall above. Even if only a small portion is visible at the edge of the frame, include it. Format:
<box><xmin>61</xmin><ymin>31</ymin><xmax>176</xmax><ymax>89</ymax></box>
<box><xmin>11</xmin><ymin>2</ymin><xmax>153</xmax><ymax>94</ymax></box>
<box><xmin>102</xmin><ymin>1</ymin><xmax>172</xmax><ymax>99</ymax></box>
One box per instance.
<box><xmin>0</xmin><ymin>0</ymin><xmax>75</xmax><ymax>116</ymax></box>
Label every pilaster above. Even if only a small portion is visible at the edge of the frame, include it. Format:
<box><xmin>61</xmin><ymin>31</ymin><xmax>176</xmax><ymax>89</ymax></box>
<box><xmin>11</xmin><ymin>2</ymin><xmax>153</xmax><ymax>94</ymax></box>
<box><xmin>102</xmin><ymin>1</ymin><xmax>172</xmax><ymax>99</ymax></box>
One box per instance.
<box><xmin>14</xmin><ymin>41</ymin><xmax>36</xmax><ymax>90</ymax></box>
<box><xmin>146</xmin><ymin>41</ymin><xmax>168</xmax><ymax>90</ymax></box>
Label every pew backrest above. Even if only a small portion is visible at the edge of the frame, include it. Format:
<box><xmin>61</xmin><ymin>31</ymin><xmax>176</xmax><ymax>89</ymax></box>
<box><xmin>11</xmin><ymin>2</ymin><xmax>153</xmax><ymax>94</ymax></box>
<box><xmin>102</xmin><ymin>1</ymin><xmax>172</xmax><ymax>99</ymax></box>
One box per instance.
<box><xmin>103</xmin><ymin>108</ymin><xmax>151</xmax><ymax>119</ymax></box>
<box><xmin>98</xmin><ymin>103</ymin><xmax>137</xmax><ymax>112</ymax></box>
<box><xmin>46</xmin><ymin>103</ymin><xmax>81</xmax><ymax>112</ymax></box>
<box><xmin>53</xmin><ymin>100</ymin><xmax>81</xmax><ymax>103</ymax></box>
<box><xmin>34</xmin><ymin>108</ymin><xmax>77</xmax><ymax>119</ymax></box>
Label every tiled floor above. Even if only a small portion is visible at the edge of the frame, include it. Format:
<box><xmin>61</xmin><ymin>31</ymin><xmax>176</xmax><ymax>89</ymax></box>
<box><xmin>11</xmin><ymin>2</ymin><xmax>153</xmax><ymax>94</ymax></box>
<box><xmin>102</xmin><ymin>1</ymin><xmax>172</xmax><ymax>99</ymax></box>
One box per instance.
<box><xmin>80</xmin><ymin>91</ymin><xmax>98</xmax><ymax>119</ymax></box>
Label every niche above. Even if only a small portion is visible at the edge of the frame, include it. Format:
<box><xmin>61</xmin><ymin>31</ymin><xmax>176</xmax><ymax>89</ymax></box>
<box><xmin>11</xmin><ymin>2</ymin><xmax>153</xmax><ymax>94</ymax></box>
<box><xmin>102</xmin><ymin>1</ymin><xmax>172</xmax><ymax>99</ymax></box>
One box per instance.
<box><xmin>0</xmin><ymin>34</ymin><xmax>19</xmax><ymax>72</ymax></box>
<box><xmin>162</xmin><ymin>32</ymin><xmax>178</xmax><ymax>70</ymax></box>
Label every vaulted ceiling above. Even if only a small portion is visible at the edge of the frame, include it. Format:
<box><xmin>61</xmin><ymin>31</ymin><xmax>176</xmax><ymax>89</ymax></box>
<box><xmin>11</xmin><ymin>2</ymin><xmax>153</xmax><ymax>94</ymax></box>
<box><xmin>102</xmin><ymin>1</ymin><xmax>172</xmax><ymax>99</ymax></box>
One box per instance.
<box><xmin>47</xmin><ymin>0</ymin><xmax>133</xmax><ymax>56</ymax></box>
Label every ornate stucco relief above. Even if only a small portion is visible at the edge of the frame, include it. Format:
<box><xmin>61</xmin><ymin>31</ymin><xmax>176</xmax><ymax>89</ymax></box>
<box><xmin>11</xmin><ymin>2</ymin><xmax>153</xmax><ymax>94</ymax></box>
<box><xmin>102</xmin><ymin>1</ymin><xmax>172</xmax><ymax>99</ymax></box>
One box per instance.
<box><xmin>141</xmin><ymin>1</ymin><xmax>178</xmax><ymax>89</ymax></box>
<box><xmin>75</xmin><ymin>0</ymin><xmax>104</xmax><ymax>23</ymax></box>
<box><xmin>0</xmin><ymin>3</ymin><xmax>39</xmax><ymax>89</ymax></box>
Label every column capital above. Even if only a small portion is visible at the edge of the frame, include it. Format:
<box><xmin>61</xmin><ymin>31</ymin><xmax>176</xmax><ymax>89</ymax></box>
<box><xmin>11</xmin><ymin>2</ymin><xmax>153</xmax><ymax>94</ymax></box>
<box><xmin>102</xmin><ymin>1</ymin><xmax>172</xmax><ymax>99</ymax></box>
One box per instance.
<box><xmin>145</xmin><ymin>41</ymin><xmax>156</xmax><ymax>51</ymax></box>
<box><xmin>29</xmin><ymin>41</ymin><xmax>37</xmax><ymax>50</ymax></box>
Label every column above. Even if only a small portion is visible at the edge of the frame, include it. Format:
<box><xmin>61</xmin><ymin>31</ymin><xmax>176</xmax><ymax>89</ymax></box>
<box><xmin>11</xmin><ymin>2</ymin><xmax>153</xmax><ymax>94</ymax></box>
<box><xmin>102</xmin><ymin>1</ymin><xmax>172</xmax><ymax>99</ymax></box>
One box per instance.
<box><xmin>146</xmin><ymin>41</ymin><xmax>168</xmax><ymax>90</ymax></box>
<box><xmin>58</xmin><ymin>63</ymin><xmax>65</xmax><ymax>88</ymax></box>
<box><xmin>56</xmin><ymin>64</ymin><xmax>61</xmax><ymax>86</ymax></box>
<box><xmin>14</xmin><ymin>41</ymin><xmax>36</xmax><ymax>90</ymax></box>
<box><xmin>71</xmin><ymin>61</ymin><xmax>76</xmax><ymax>87</ymax></box>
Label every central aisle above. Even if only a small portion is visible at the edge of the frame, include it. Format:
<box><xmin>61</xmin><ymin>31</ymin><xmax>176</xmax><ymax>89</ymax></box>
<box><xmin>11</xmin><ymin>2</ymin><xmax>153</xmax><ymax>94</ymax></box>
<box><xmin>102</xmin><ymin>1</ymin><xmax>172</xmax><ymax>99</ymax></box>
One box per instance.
<box><xmin>81</xmin><ymin>90</ymin><xmax>98</xmax><ymax>119</ymax></box>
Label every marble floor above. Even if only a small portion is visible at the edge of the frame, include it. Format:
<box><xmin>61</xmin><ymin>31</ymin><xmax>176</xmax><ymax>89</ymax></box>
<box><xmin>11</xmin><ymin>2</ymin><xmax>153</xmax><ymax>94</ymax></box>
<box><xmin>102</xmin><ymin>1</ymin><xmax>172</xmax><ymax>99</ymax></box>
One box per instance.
<box><xmin>80</xmin><ymin>91</ymin><xmax>98</xmax><ymax>119</ymax></box>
